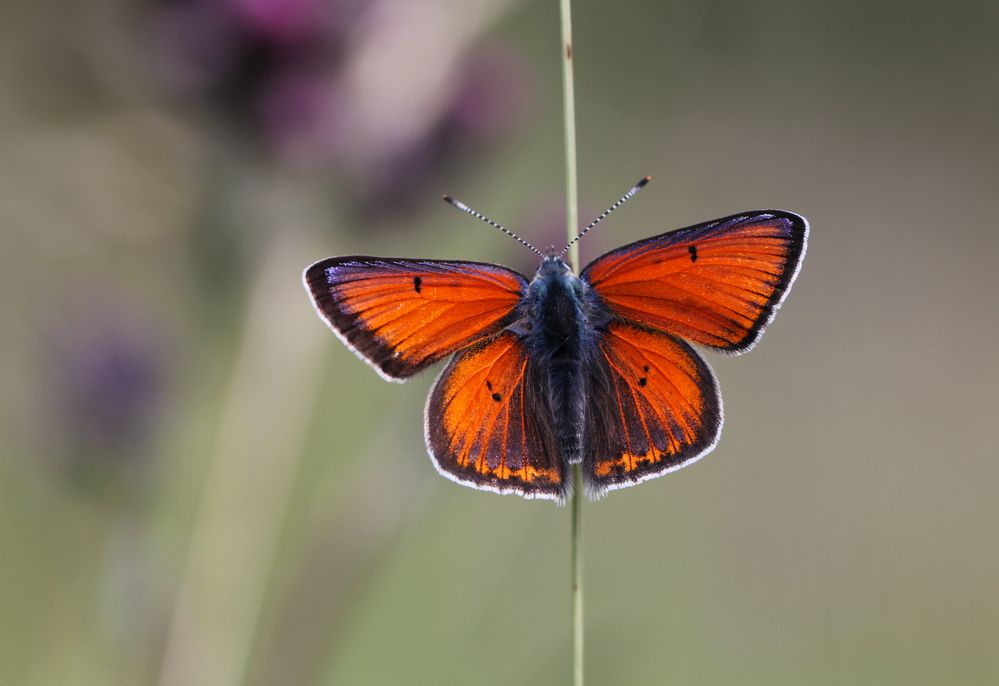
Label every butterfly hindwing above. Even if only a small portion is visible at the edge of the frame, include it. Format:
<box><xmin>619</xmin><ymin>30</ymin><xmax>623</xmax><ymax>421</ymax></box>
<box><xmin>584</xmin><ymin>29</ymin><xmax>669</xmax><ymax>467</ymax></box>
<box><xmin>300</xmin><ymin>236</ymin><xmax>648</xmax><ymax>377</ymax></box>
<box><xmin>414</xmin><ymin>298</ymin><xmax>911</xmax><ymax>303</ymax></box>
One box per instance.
<box><xmin>582</xmin><ymin>210</ymin><xmax>807</xmax><ymax>353</ymax></box>
<box><xmin>304</xmin><ymin>257</ymin><xmax>527</xmax><ymax>380</ymax></box>
<box><xmin>584</xmin><ymin>321</ymin><xmax>722</xmax><ymax>495</ymax></box>
<box><xmin>425</xmin><ymin>331</ymin><xmax>566</xmax><ymax>501</ymax></box>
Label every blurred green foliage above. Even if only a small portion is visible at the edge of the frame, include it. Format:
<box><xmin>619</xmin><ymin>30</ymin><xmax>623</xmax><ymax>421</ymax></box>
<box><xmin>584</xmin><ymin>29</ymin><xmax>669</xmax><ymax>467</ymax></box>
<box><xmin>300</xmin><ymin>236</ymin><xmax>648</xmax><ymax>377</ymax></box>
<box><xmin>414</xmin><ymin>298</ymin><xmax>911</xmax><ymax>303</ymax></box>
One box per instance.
<box><xmin>1</xmin><ymin>0</ymin><xmax>998</xmax><ymax>684</ymax></box>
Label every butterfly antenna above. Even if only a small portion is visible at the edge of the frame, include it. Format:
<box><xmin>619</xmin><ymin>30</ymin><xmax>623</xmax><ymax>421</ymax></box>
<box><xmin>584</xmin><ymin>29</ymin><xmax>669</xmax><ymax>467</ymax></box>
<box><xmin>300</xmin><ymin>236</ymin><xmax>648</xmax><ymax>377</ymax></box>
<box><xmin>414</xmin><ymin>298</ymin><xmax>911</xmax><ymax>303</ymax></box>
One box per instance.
<box><xmin>559</xmin><ymin>176</ymin><xmax>651</xmax><ymax>257</ymax></box>
<box><xmin>443</xmin><ymin>195</ymin><xmax>544</xmax><ymax>257</ymax></box>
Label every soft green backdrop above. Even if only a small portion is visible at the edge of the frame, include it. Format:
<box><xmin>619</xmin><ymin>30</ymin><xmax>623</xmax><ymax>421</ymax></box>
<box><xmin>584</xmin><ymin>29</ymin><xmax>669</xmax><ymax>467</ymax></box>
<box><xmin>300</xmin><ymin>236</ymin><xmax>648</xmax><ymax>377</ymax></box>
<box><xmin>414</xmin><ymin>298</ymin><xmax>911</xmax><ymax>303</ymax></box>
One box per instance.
<box><xmin>2</xmin><ymin>0</ymin><xmax>998</xmax><ymax>684</ymax></box>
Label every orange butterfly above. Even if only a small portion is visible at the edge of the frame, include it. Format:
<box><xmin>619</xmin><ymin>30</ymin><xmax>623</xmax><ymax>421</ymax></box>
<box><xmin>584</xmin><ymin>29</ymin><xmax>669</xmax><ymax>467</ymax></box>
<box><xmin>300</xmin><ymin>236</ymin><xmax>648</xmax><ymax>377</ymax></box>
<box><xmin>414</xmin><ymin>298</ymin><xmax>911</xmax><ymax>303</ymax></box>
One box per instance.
<box><xmin>304</xmin><ymin>179</ymin><xmax>807</xmax><ymax>503</ymax></box>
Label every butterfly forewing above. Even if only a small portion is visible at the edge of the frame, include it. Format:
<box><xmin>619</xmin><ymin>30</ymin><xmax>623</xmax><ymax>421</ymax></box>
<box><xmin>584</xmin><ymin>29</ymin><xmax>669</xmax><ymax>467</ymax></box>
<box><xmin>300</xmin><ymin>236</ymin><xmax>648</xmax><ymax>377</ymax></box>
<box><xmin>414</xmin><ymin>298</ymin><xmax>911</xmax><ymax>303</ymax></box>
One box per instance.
<box><xmin>583</xmin><ymin>321</ymin><xmax>722</xmax><ymax>494</ymax></box>
<box><xmin>582</xmin><ymin>211</ymin><xmax>807</xmax><ymax>353</ymax></box>
<box><xmin>304</xmin><ymin>257</ymin><xmax>527</xmax><ymax>380</ymax></box>
<box><xmin>425</xmin><ymin>332</ymin><xmax>566</xmax><ymax>501</ymax></box>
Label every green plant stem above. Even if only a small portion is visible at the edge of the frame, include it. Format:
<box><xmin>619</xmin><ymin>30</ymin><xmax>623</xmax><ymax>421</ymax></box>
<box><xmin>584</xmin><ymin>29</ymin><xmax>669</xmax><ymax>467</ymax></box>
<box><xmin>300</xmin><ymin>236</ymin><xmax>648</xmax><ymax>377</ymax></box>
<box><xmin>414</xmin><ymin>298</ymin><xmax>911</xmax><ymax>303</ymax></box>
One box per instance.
<box><xmin>560</xmin><ymin>0</ymin><xmax>579</xmax><ymax>274</ymax></box>
<box><xmin>570</xmin><ymin>462</ymin><xmax>583</xmax><ymax>686</ymax></box>
<box><xmin>559</xmin><ymin>0</ymin><xmax>583</xmax><ymax>684</ymax></box>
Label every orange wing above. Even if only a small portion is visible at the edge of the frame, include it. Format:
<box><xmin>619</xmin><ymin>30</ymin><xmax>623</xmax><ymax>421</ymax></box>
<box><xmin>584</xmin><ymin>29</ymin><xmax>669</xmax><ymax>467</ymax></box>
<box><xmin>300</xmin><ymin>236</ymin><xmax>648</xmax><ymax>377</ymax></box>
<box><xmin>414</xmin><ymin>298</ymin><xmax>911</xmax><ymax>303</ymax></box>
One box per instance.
<box><xmin>584</xmin><ymin>321</ymin><xmax>721</xmax><ymax>494</ymax></box>
<box><xmin>304</xmin><ymin>257</ymin><xmax>527</xmax><ymax>380</ymax></box>
<box><xmin>425</xmin><ymin>332</ymin><xmax>565</xmax><ymax>501</ymax></box>
<box><xmin>582</xmin><ymin>211</ymin><xmax>808</xmax><ymax>353</ymax></box>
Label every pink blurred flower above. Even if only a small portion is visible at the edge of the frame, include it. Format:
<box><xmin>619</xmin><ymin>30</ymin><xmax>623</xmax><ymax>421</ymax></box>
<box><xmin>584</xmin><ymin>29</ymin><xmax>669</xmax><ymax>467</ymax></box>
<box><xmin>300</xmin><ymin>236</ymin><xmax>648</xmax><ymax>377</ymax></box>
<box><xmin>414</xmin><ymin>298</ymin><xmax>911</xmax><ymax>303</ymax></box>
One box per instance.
<box><xmin>227</xmin><ymin>0</ymin><xmax>329</xmax><ymax>45</ymax></box>
<box><xmin>148</xmin><ymin>0</ymin><xmax>533</xmax><ymax>221</ymax></box>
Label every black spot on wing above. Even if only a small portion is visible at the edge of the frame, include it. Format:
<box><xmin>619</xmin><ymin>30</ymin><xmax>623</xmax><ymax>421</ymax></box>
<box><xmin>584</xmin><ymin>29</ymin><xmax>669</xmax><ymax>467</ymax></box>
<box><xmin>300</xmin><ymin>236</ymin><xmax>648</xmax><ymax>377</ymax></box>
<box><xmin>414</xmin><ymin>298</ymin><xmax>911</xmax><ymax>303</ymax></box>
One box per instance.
<box><xmin>688</xmin><ymin>245</ymin><xmax>698</xmax><ymax>262</ymax></box>
<box><xmin>413</xmin><ymin>276</ymin><xmax>422</xmax><ymax>293</ymax></box>
<box><xmin>491</xmin><ymin>392</ymin><xmax>502</xmax><ymax>402</ymax></box>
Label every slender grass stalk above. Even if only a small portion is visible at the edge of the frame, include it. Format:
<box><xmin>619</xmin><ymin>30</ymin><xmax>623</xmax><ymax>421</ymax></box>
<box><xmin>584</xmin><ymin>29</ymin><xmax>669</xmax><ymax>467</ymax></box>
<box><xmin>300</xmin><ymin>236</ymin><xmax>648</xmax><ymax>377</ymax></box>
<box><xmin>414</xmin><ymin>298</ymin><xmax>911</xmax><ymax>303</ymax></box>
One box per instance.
<box><xmin>559</xmin><ymin>0</ymin><xmax>584</xmax><ymax>684</ymax></box>
<box><xmin>560</xmin><ymin>0</ymin><xmax>579</xmax><ymax>274</ymax></box>
<box><xmin>570</xmin><ymin>463</ymin><xmax>583</xmax><ymax>686</ymax></box>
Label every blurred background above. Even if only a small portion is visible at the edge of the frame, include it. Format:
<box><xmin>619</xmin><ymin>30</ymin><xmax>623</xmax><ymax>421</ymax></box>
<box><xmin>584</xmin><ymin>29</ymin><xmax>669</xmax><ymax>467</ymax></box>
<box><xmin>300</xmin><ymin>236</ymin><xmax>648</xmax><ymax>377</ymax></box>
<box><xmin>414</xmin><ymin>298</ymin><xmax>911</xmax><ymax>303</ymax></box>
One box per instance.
<box><xmin>2</xmin><ymin>0</ymin><xmax>998</xmax><ymax>684</ymax></box>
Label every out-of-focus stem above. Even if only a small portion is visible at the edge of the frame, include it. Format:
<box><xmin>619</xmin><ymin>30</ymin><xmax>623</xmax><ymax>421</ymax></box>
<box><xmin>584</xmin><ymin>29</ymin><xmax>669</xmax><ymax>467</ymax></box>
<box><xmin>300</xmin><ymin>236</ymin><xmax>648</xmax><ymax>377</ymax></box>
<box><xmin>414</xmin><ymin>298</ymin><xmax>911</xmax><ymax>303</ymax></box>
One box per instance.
<box><xmin>158</xmin><ymin>229</ymin><xmax>325</xmax><ymax>686</ymax></box>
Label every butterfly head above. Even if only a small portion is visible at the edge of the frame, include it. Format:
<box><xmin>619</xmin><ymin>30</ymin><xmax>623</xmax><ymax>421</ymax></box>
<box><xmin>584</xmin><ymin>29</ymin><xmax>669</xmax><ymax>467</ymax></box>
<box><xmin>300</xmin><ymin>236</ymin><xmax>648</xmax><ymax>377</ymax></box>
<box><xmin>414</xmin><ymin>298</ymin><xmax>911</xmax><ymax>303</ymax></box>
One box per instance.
<box><xmin>535</xmin><ymin>254</ymin><xmax>575</xmax><ymax>282</ymax></box>
<box><xmin>529</xmin><ymin>255</ymin><xmax>585</xmax><ymax>300</ymax></box>
<box><xmin>538</xmin><ymin>252</ymin><xmax>569</xmax><ymax>270</ymax></box>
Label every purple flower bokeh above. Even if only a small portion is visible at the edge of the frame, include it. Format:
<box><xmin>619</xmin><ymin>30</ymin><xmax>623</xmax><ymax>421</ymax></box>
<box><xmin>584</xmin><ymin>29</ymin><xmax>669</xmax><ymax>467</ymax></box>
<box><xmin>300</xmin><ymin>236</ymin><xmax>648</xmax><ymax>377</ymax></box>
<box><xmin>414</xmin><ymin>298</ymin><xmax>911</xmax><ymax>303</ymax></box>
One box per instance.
<box><xmin>148</xmin><ymin>0</ymin><xmax>533</xmax><ymax>221</ymax></box>
<box><xmin>43</xmin><ymin>306</ymin><xmax>168</xmax><ymax>475</ymax></box>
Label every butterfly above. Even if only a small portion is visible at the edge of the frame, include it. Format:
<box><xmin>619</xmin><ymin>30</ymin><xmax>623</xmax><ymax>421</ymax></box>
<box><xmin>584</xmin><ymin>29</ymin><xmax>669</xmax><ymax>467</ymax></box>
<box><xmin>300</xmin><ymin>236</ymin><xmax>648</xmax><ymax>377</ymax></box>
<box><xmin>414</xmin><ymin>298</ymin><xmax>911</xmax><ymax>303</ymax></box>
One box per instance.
<box><xmin>304</xmin><ymin>178</ymin><xmax>807</xmax><ymax>503</ymax></box>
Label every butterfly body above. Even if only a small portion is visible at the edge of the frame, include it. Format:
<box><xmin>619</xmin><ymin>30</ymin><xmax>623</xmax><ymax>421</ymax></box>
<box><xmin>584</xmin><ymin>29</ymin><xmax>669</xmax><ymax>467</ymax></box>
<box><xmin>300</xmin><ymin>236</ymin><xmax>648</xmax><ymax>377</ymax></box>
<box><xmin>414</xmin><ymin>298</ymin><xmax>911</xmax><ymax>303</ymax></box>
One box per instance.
<box><xmin>305</xmin><ymin>209</ymin><xmax>808</xmax><ymax>503</ymax></box>
<box><xmin>515</xmin><ymin>256</ymin><xmax>604</xmax><ymax>467</ymax></box>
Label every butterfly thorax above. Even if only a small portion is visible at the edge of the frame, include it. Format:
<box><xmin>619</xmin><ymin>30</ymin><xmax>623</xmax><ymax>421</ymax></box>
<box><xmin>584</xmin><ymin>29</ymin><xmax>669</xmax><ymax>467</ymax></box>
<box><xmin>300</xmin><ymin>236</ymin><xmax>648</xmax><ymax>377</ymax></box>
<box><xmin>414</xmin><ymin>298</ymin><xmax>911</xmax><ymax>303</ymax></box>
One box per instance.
<box><xmin>529</xmin><ymin>259</ymin><xmax>581</xmax><ymax>347</ymax></box>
